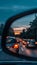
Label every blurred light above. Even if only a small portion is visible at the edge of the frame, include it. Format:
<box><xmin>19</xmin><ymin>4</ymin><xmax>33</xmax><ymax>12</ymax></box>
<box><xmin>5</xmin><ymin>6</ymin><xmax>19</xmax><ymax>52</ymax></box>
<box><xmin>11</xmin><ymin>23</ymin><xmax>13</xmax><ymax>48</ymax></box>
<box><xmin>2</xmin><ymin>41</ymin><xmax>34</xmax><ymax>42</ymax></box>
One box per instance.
<box><xmin>35</xmin><ymin>42</ymin><xmax>37</xmax><ymax>44</ymax></box>
<box><xmin>14</xmin><ymin>44</ymin><xmax>19</xmax><ymax>49</ymax></box>
<box><xmin>27</xmin><ymin>42</ymin><xmax>29</xmax><ymax>44</ymax></box>
<box><xmin>22</xmin><ymin>41</ymin><xmax>27</xmax><ymax>45</ymax></box>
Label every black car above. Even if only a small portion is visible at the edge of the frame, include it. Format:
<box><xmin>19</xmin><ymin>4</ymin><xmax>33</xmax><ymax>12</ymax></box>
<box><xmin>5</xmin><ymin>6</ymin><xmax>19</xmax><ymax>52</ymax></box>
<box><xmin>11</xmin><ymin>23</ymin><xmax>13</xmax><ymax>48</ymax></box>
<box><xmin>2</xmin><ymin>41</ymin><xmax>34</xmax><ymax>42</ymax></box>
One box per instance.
<box><xmin>6</xmin><ymin>36</ymin><xmax>17</xmax><ymax>47</ymax></box>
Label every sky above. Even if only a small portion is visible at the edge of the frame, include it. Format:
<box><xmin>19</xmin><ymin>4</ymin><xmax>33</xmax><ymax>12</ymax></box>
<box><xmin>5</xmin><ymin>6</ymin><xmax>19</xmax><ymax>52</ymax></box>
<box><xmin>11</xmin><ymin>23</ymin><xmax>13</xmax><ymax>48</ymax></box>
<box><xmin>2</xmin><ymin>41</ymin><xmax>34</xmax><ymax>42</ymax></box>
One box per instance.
<box><xmin>0</xmin><ymin>0</ymin><xmax>37</xmax><ymax>27</ymax></box>
<box><xmin>12</xmin><ymin>14</ymin><xmax>35</xmax><ymax>27</ymax></box>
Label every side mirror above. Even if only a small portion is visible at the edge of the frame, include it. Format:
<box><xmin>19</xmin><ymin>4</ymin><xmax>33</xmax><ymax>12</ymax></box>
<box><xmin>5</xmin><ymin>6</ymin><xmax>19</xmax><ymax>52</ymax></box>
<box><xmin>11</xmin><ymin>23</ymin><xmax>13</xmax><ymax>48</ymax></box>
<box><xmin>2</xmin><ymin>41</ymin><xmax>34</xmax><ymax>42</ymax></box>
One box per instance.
<box><xmin>1</xmin><ymin>9</ymin><xmax>37</xmax><ymax>61</ymax></box>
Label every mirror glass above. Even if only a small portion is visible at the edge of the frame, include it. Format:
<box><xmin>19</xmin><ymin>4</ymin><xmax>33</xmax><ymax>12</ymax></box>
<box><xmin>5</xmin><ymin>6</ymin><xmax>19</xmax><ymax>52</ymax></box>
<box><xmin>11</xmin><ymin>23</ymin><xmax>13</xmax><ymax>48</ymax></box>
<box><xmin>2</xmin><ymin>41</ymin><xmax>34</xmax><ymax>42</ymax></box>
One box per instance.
<box><xmin>6</xmin><ymin>13</ymin><xmax>37</xmax><ymax>58</ymax></box>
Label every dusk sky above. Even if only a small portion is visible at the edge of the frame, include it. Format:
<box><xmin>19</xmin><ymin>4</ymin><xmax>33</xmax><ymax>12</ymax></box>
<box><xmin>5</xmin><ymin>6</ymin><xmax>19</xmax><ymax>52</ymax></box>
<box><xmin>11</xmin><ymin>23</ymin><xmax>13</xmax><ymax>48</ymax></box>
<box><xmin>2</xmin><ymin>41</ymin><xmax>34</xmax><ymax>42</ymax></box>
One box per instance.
<box><xmin>0</xmin><ymin>0</ymin><xmax>37</xmax><ymax>27</ymax></box>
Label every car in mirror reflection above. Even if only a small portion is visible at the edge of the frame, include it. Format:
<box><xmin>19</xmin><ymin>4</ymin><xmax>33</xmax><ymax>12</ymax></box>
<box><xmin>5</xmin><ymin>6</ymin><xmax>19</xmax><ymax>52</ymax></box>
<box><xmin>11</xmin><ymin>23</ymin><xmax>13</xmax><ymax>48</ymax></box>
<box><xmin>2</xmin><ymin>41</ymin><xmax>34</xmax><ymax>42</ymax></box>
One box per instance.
<box><xmin>26</xmin><ymin>39</ymin><xmax>36</xmax><ymax>49</ymax></box>
<box><xmin>6</xmin><ymin>37</ymin><xmax>37</xmax><ymax>58</ymax></box>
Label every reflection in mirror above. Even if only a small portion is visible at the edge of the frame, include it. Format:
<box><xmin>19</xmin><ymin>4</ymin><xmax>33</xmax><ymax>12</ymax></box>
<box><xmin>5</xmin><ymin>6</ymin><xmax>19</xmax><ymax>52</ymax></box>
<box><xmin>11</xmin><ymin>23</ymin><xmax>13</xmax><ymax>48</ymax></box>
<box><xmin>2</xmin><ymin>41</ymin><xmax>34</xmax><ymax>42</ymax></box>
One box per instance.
<box><xmin>6</xmin><ymin>13</ymin><xmax>37</xmax><ymax>58</ymax></box>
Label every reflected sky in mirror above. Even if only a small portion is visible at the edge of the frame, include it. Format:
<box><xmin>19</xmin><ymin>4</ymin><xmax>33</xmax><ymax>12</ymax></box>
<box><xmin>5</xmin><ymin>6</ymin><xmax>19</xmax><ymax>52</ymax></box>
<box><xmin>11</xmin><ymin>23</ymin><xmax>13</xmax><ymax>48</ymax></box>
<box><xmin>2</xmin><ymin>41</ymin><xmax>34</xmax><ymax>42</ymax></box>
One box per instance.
<box><xmin>11</xmin><ymin>14</ymin><xmax>36</xmax><ymax>28</ymax></box>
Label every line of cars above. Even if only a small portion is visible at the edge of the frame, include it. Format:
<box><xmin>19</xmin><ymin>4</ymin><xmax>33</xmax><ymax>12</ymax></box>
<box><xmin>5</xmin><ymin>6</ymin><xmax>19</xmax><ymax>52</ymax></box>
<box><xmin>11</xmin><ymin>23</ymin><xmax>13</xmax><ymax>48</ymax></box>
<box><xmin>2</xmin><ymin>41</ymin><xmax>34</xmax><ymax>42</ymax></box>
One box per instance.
<box><xmin>6</xmin><ymin>36</ymin><xmax>37</xmax><ymax>53</ymax></box>
<box><xmin>6</xmin><ymin>36</ymin><xmax>37</xmax><ymax>49</ymax></box>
